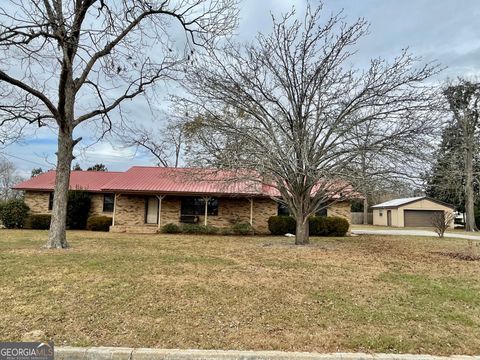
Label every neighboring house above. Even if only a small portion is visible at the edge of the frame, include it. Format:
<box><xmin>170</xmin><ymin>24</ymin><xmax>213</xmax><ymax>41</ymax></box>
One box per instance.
<box><xmin>371</xmin><ymin>196</ymin><xmax>455</xmax><ymax>228</ymax></box>
<box><xmin>13</xmin><ymin>166</ymin><xmax>353</xmax><ymax>234</ymax></box>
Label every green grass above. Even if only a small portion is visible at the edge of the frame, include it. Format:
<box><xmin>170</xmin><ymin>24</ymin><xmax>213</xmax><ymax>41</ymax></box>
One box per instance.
<box><xmin>0</xmin><ymin>229</ymin><xmax>479</xmax><ymax>355</ymax></box>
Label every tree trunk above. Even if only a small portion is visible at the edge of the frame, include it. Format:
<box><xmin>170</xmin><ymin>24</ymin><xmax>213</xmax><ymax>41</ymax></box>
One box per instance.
<box><xmin>363</xmin><ymin>197</ymin><xmax>369</xmax><ymax>225</ymax></box>
<box><xmin>46</xmin><ymin>128</ymin><xmax>74</xmax><ymax>249</ymax></box>
<box><xmin>295</xmin><ymin>212</ymin><xmax>309</xmax><ymax>245</ymax></box>
<box><xmin>464</xmin><ymin>138</ymin><xmax>477</xmax><ymax>232</ymax></box>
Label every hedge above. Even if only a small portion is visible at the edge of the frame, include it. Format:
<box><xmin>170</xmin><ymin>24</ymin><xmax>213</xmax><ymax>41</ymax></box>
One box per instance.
<box><xmin>0</xmin><ymin>199</ymin><xmax>30</xmax><ymax>229</ymax></box>
<box><xmin>268</xmin><ymin>215</ymin><xmax>349</xmax><ymax>236</ymax></box>
<box><xmin>161</xmin><ymin>223</ymin><xmax>181</xmax><ymax>233</ymax></box>
<box><xmin>29</xmin><ymin>214</ymin><xmax>51</xmax><ymax>230</ymax></box>
<box><xmin>268</xmin><ymin>216</ymin><xmax>296</xmax><ymax>235</ymax></box>
<box><xmin>231</xmin><ymin>222</ymin><xmax>254</xmax><ymax>235</ymax></box>
<box><xmin>86</xmin><ymin>216</ymin><xmax>112</xmax><ymax>231</ymax></box>
<box><xmin>180</xmin><ymin>224</ymin><xmax>219</xmax><ymax>234</ymax></box>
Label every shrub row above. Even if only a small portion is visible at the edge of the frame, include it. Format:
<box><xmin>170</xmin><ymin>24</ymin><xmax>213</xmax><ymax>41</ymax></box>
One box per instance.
<box><xmin>25</xmin><ymin>214</ymin><xmax>112</xmax><ymax>231</ymax></box>
<box><xmin>268</xmin><ymin>215</ymin><xmax>349</xmax><ymax>236</ymax></box>
<box><xmin>161</xmin><ymin>222</ymin><xmax>254</xmax><ymax>235</ymax></box>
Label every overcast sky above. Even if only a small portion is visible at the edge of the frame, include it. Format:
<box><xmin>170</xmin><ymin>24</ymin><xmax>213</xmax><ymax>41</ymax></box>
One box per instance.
<box><xmin>2</xmin><ymin>0</ymin><xmax>480</xmax><ymax>177</ymax></box>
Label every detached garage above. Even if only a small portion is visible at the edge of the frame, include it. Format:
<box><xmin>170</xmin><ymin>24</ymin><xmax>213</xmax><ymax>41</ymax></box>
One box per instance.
<box><xmin>372</xmin><ymin>197</ymin><xmax>455</xmax><ymax>228</ymax></box>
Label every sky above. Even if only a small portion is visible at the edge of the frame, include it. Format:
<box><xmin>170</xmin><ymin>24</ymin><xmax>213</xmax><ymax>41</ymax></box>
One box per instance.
<box><xmin>2</xmin><ymin>0</ymin><xmax>480</xmax><ymax>178</ymax></box>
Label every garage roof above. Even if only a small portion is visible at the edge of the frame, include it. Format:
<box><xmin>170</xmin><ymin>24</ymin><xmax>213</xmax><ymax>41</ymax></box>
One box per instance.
<box><xmin>371</xmin><ymin>196</ymin><xmax>454</xmax><ymax>209</ymax></box>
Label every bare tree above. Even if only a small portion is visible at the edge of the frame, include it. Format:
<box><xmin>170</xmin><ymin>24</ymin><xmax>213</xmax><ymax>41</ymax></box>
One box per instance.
<box><xmin>443</xmin><ymin>79</ymin><xmax>480</xmax><ymax>232</ymax></box>
<box><xmin>431</xmin><ymin>211</ymin><xmax>455</xmax><ymax>238</ymax></box>
<box><xmin>0</xmin><ymin>158</ymin><xmax>24</xmax><ymax>201</ymax></box>
<box><xmin>0</xmin><ymin>0</ymin><xmax>237</xmax><ymax>248</ymax></box>
<box><xmin>179</xmin><ymin>4</ymin><xmax>441</xmax><ymax>245</ymax></box>
<box><xmin>346</xmin><ymin>115</ymin><xmax>439</xmax><ymax>224</ymax></box>
<box><xmin>122</xmin><ymin>119</ymin><xmax>185</xmax><ymax>167</ymax></box>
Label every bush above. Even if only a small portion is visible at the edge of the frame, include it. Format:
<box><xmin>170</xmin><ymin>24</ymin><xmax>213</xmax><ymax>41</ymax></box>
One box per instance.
<box><xmin>309</xmin><ymin>216</ymin><xmax>329</xmax><ymax>236</ymax></box>
<box><xmin>180</xmin><ymin>224</ymin><xmax>219</xmax><ymax>234</ymax></box>
<box><xmin>0</xmin><ymin>199</ymin><xmax>29</xmax><ymax>229</ymax></box>
<box><xmin>86</xmin><ymin>216</ymin><xmax>112</xmax><ymax>231</ymax></box>
<box><xmin>268</xmin><ymin>215</ymin><xmax>349</xmax><ymax>236</ymax></box>
<box><xmin>67</xmin><ymin>191</ymin><xmax>91</xmax><ymax>229</ymax></box>
<box><xmin>268</xmin><ymin>216</ymin><xmax>296</xmax><ymax>235</ymax></box>
<box><xmin>231</xmin><ymin>222</ymin><xmax>254</xmax><ymax>235</ymax></box>
<box><xmin>326</xmin><ymin>216</ymin><xmax>349</xmax><ymax>236</ymax></box>
<box><xmin>29</xmin><ymin>214</ymin><xmax>51</xmax><ymax>230</ymax></box>
<box><xmin>161</xmin><ymin>223</ymin><xmax>181</xmax><ymax>234</ymax></box>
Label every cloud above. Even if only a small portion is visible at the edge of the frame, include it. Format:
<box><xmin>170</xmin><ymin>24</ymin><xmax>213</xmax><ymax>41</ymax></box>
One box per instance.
<box><xmin>3</xmin><ymin>0</ymin><xmax>480</xmax><ymax>172</ymax></box>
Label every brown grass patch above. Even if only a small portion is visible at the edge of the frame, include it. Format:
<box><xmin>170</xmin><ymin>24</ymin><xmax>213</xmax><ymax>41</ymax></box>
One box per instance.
<box><xmin>0</xmin><ymin>230</ymin><xmax>479</xmax><ymax>355</ymax></box>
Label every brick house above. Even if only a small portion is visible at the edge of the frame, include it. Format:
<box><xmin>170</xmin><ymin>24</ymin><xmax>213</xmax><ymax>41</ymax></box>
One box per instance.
<box><xmin>13</xmin><ymin>166</ymin><xmax>352</xmax><ymax>234</ymax></box>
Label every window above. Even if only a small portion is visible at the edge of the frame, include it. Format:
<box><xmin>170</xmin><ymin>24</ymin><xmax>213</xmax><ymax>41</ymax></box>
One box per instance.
<box><xmin>315</xmin><ymin>207</ymin><xmax>327</xmax><ymax>217</ymax></box>
<box><xmin>48</xmin><ymin>192</ymin><xmax>54</xmax><ymax>210</ymax></box>
<box><xmin>181</xmin><ymin>197</ymin><xmax>218</xmax><ymax>216</ymax></box>
<box><xmin>277</xmin><ymin>203</ymin><xmax>290</xmax><ymax>216</ymax></box>
<box><xmin>277</xmin><ymin>203</ymin><xmax>327</xmax><ymax>217</ymax></box>
<box><xmin>103</xmin><ymin>194</ymin><xmax>115</xmax><ymax>212</ymax></box>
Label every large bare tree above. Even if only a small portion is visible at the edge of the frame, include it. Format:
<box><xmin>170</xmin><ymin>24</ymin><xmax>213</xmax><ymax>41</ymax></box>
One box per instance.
<box><xmin>0</xmin><ymin>0</ymin><xmax>237</xmax><ymax>248</ymax></box>
<box><xmin>443</xmin><ymin>79</ymin><xmax>480</xmax><ymax>232</ymax></box>
<box><xmin>179</xmin><ymin>4</ymin><xmax>441</xmax><ymax>245</ymax></box>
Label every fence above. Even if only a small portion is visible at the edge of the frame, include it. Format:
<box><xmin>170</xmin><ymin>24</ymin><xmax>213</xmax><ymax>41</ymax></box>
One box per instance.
<box><xmin>351</xmin><ymin>212</ymin><xmax>373</xmax><ymax>225</ymax></box>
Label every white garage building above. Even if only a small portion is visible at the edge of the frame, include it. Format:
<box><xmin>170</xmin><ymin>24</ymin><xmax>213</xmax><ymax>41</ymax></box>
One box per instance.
<box><xmin>372</xmin><ymin>196</ymin><xmax>455</xmax><ymax>228</ymax></box>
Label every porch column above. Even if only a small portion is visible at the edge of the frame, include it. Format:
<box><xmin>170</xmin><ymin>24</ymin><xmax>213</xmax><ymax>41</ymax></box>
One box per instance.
<box><xmin>249</xmin><ymin>198</ymin><xmax>254</xmax><ymax>226</ymax></box>
<box><xmin>156</xmin><ymin>195</ymin><xmax>165</xmax><ymax>229</ymax></box>
<box><xmin>112</xmin><ymin>194</ymin><xmax>122</xmax><ymax>226</ymax></box>
<box><xmin>203</xmin><ymin>196</ymin><xmax>210</xmax><ymax>226</ymax></box>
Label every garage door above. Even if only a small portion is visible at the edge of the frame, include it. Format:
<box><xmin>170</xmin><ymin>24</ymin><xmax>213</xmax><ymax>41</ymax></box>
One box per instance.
<box><xmin>404</xmin><ymin>210</ymin><xmax>443</xmax><ymax>227</ymax></box>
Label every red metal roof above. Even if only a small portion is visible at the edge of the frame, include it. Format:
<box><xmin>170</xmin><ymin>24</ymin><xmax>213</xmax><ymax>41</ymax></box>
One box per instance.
<box><xmin>12</xmin><ymin>166</ymin><xmax>360</xmax><ymax>199</ymax></box>
<box><xmin>12</xmin><ymin>170</ymin><xmax>123</xmax><ymax>192</ymax></box>
<box><xmin>101</xmin><ymin>166</ymin><xmax>269</xmax><ymax>196</ymax></box>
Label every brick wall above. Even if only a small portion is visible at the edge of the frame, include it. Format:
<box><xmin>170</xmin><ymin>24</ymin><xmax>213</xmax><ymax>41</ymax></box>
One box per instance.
<box><xmin>24</xmin><ymin>191</ymin><xmax>111</xmax><ymax>218</ymax></box>
<box><xmin>327</xmin><ymin>201</ymin><xmax>351</xmax><ymax>222</ymax></box>
<box><xmin>114</xmin><ymin>194</ymin><xmax>146</xmax><ymax>226</ymax></box>
<box><xmin>24</xmin><ymin>191</ymin><xmax>50</xmax><ymax>214</ymax></box>
<box><xmin>89</xmin><ymin>194</ymin><xmax>112</xmax><ymax>217</ymax></box>
<box><xmin>327</xmin><ymin>201</ymin><xmax>352</xmax><ymax>233</ymax></box>
<box><xmin>110</xmin><ymin>195</ymin><xmax>278</xmax><ymax>234</ymax></box>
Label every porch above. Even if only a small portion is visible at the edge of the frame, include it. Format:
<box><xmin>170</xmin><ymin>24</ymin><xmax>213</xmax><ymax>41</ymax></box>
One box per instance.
<box><xmin>108</xmin><ymin>194</ymin><xmax>277</xmax><ymax>234</ymax></box>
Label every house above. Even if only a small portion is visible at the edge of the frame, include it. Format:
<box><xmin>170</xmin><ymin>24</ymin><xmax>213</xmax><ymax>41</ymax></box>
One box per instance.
<box><xmin>13</xmin><ymin>166</ymin><xmax>353</xmax><ymax>234</ymax></box>
<box><xmin>371</xmin><ymin>196</ymin><xmax>455</xmax><ymax>228</ymax></box>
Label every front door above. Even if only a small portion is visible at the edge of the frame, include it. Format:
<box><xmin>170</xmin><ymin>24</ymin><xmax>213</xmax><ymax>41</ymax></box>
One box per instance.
<box><xmin>387</xmin><ymin>210</ymin><xmax>392</xmax><ymax>226</ymax></box>
<box><xmin>145</xmin><ymin>197</ymin><xmax>159</xmax><ymax>224</ymax></box>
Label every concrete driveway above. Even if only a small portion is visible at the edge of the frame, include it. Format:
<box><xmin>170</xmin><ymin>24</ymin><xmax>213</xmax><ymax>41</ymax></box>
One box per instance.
<box><xmin>351</xmin><ymin>228</ymin><xmax>480</xmax><ymax>241</ymax></box>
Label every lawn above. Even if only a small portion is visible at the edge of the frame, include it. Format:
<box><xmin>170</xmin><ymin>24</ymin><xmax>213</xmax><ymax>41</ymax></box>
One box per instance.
<box><xmin>1</xmin><ymin>230</ymin><xmax>480</xmax><ymax>355</ymax></box>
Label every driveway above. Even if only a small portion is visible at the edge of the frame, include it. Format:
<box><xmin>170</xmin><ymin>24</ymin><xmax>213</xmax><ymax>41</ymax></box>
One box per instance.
<box><xmin>351</xmin><ymin>228</ymin><xmax>480</xmax><ymax>241</ymax></box>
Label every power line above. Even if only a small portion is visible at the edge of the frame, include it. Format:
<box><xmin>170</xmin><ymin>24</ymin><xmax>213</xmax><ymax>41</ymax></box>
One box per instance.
<box><xmin>0</xmin><ymin>152</ymin><xmax>50</xmax><ymax>167</ymax></box>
